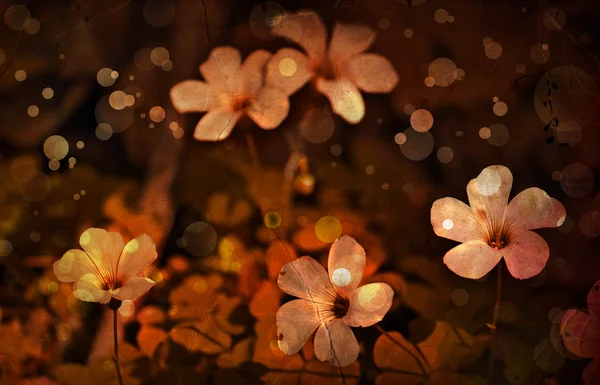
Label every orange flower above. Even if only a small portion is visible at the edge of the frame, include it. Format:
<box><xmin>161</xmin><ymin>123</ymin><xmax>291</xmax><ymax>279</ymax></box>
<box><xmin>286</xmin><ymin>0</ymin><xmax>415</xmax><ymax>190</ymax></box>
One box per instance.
<box><xmin>266</xmin><ymin>10</ymin><xmax>399</xmax><ymax>123</ymax></box>
<box><xmin>276</xmin><ymin>235</ymin><xmax>393</xmax><ymax>367</ymax></box>
<box><xmin>53</xmin><ymin>228</ymin><xmax>157</xmax><ymax>303</ymax></box>
<box><xmin>430</xmin><ymin>165</ymin><xmax>566</xmax><ymax>280</ymax></box>
<box><xmin>170</xmin><ymin>47</ymin><xmax>290</xmax><ymax>141</ymax></box>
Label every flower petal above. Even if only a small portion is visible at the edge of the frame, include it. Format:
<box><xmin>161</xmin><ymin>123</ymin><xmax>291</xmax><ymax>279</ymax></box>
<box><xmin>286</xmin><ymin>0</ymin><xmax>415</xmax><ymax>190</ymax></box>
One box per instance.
<box><xmin>78</xmin><ymin>228</ymin><xmax>124</xmax><ymax>279</ymax></box>
<box><xmin>276</xmin><ymin>299</ymin><xmax>322</xmax><ymax>355</ymax></box>
<box><xmin>112</xmin><ymin>277</ymin><xmax>156</xmax><ymax>302</ymax></box>
<box><xmin>466</xmin><ymin>165</ymin><xmax>513</xmax><ymax>226</ymax></box>
<box><xmin>315</xmin><ymin>78</ymin><xmax>365</xmax><ymax>124</ymax></box>
<box><xmin>327</xmin><ymin>235</ymin><xmax>366</xmax><ymax>294</ymax></box>
<box><xmin>240</xmin><ymin>49</ymin><xmax>272</xmax><ymax>94</ymax></box>
<box><xmin>277</xmin><ymin>256</ymin><xmax>335</xmax><ymax>303</ymax></box>
<box><xmin>328</xmin><ymin>23</ymin><xmax>376</xmax><ymax>64</ymax></box>
<box><xmin>443</xmin><ymin>241</ymin><xmax>502</xmax><ymax>279</ymax></box>
<box><xmin>246</xmin><ymin>87</ymin><xmax>290</xmax><ymax>130</ymax></box>
<box><xmin>117</xmin><ymin>234</ymin><xmax>157</xmax><ymax>282</ymax></box>
<box><xmin>505</xmin><ymin>187</ymin><xmax>566</xmax><ymax>231</ymax></box>
<box><xmin>431</xmin><ymin>197</ymin><xmax>482</xmax><ymax>243</ymax></box>
<box><xmin>588</xmin><ymin>281</ymin><xmax>600</xmax><ymax>318</ymax></box>
<box><xmin>271</xmin><ymin>10</ymin><xmax>326</xmax><ymax>64</ymax></box>
<box><xmin>53</xmin><ymin>249</ymin><xmax>97</xmax><ymax>283</ymax></box>
<box><xmin>501</xmin><ymin>230</ymin><xmax>549</xmax><ymax>279</ymax></box>
<box><xmin>265</xmin><ymin>48</ymin><xmax>313</xmax><ymax>96</ymax></box>
<box><xmin>345</xmin><ymin>283</ymin><xmax>393</xmax><ymax>327</ymax></box>
<box><xmin>199</xmin><ymin>46</ymin><xmax>243</xmax><ymax>93</ymax></box>
<box><xmin>345</xmin><ymin>54</ymin><xmax>399</xmax><ymax>93</ymax></box>
<box><xmin>170</xmin><ymin>80</ymin><xmax>214</xmax><ymax>113</ymax></box>
<box><xmin>560</xmin><ymin>309</ymin><xmax>600</xmax><ymax>358</ymax></box>
<box><xmin>73</xmin><ymin>274</ymin><xmax>111</xmax><ymax>303</ymax></box>
<box><xmin>314</xmin><ymin>319</ymin><xmax>359</xmax><ymax>367</ymax></box>
<box><xmin>193</xmin><ymin>108</ymin><xmax>242</xmax><ymax>141</ymax></box>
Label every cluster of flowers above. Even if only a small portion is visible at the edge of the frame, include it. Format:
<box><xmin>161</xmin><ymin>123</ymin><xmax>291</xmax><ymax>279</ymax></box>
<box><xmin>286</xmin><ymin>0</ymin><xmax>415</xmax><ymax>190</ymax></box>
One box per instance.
<box><xmin>169</xmin><ymin>10</ymin><xmax>399</xmax><ymax>141</ymax></box>
<box><xmin>53</xmin><ymin>165</ymin><xmax>570</xmax><ymax>369</ymax></box>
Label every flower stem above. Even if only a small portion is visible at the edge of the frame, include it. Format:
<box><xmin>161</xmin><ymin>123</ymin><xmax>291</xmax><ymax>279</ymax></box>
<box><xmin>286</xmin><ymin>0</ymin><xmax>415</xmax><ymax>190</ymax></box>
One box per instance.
<box><xmin>245</xmin><ymin>129</ymin><xmax>260</xmax><ymax>169</ymax></box>
<box><xmin>374</xmin><ymin>324</ymin><xmax>429</xmax><ymax>376</ymax></box>
<box><xmin>488</xmin><ymin>262</ymin><xmax>503</xmax><ymax>383</ymax></box>
<box><xmin>113</xmin><ymin>308</ymin><xmax>124</xmax><ymax>385</ymax></box>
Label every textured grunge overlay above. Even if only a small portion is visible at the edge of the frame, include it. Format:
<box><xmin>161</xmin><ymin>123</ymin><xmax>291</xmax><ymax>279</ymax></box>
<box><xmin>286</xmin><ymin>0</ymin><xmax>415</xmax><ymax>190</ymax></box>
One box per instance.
<box><xmin>0</xmin><ymin>0</ymin><xmax>599</xmax><ymax>384</ymax></box>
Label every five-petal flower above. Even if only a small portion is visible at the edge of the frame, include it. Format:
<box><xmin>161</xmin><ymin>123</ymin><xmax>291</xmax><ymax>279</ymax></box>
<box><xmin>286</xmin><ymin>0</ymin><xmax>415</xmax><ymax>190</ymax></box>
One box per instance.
<box><xmin>266</xmin><ymin>10</ymin><xmax>399</xmax><ymax>124</ymax></box>
<box><xmin>276</xmin><ymin>235</ymin><xmax>394</xmax><ymax>367</ymax></box>
<box><xmin>430</xmin><ymin>165</ymin><xmax>566</xmax><ymax>280</ymax></box>
<box><xmin>170</xmin><ymin>46</ymin><xmax>290</xmax><ymax>141</ymax></box>
<box><xmin>53</xmin><ymin>228</ymin><xmax>158</xmax><ymax>303</ymax></box>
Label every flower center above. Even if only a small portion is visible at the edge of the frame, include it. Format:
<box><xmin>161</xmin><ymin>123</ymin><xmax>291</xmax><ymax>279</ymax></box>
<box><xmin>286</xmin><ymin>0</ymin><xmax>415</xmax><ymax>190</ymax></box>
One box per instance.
<box><xmin>231</xmin><ymin>95</ymin><xmax>250</xmax><ymax>112</ymax></box>
<box><xmin>476</xmin><ymin>210</ymin><xmax>514</xmax><ymax>250</ymax></box>
<box><xmin>332</xmin><ymin>295</ymin><xmax>350</xmax><ymax>318</ymax></box>
<box><xmin>312</xmin><ymin>59</ymin><xmax>340</xmax><ymax>81</ymax></box>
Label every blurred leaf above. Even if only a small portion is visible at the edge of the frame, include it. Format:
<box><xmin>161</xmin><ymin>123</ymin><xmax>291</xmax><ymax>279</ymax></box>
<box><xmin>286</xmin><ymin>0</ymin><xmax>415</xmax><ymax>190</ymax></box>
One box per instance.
<box><xmin>137</xmin><ymin>326</ymin><xmax>168</xmax><ymax>358</ymax></box>
<box><xmin>374</xmin><ymin>321</ymin><xmax>486</xmax><ymax>384</ymax></box>
<box><xmin>169</xmin><ymin>274</ymin><xmax>224</xmax><ymax>321</ymax></box>
<box><xmin>206</xmin><ymin>192</ymin><xmax>253</xmax><ymax>227</ymax></box>
<box><xmin>249</xmin><ymin>281</ymin><xmax>282</xmax><ymax>320</ymax></box>
<box><xmin>214</xmin><ymin>296</ymin><xmax>246</xmax><ymax>335</ymax></box>
<box><xmin>217</xmin><ymin>338</ymin><xmax>255</xmax><ymax>368</ymax></box>
<box><xmin>137</xmin><ymin>305</ymin><xmax>167</xmax><ymax>327</ymax></box>
<box><xmin>169</xmin><ymin>318</ymin><xmax>232</xmax><ymax>355</ymax></box>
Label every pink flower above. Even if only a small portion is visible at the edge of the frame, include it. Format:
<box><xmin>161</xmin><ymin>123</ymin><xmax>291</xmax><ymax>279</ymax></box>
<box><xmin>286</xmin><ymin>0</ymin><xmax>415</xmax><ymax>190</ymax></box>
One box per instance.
<box><xmin>266</xmin><ymin>10</ymin><xmax>399</xmax><ymax>124</ymax></box>
<box><xmin>53</xmin><ymin>228</ymin><xmax>157</xmax><ymax>303</ymax></box>
<box><xmin>276</xmin><ymin>235</ymin><xmax>394</xmax><ymax>367</ymax></box>
<box><xmin>561</xmin><ymin>281</ymin><xmax>600</xmax><ymax>385</ymax></box>
<box><xmin>170</xmin><ymin>47</ymin><xmax>290</xmax><ymax>141</ymax></box>
<box><xmin>430</xmin><ymin>165</ymin><xmax>566</xmax><ymax>280</ymax></box>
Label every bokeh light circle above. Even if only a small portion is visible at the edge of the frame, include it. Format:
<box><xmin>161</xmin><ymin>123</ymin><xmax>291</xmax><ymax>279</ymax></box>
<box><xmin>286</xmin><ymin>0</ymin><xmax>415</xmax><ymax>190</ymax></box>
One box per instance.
<box><xmin>182</xmin><ymin>222</ymin><xmax>218</xmax><ymax>256</ymax></box>
<box><xmin>560</xmin><ymin>163</ymin><xmax>594</xmax><ymax>198</ymax></box>
<box><xmin>43</xmin><ymin>135</ymin><xmax>69</xmax><ymax>160</ymax></box>
<box><xmin>399</xmin><ymin>128</ymin><xmax>434</xmax><ymax>161</ymax></box>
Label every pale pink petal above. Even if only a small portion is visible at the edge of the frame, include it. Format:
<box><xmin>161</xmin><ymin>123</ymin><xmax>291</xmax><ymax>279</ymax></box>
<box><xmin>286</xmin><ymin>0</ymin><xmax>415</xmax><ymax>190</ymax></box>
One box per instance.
<box><xmin>466</xmin><ymin>165</ymin><xmax>513</xmax><ymax>227</ymax></box>
<box><xmin>328</xmin><ymin>235</ymin><xmax>366</xmax><ymax>294</ymax></box>
<box><xmin>588</xmin><ymin>281</ymin><xmax>600</xmax><ymax>318</ymax></box>
<box><xmin>53</xmin><ymin>249</ymin><xmax>97</xmax><ymax>283</ymax></box>
<box><xmin>344</xmin><ymin>283</ymin><xmax>393</xmax><ymax>327</ymax></box>
<box><xmin>314</xmin><ymin>319</ymin><xmax>359</xmax><ymax>367</ymax></box>
<box><xmin>345</xmin><ymin>54</ymin><xmax>399</xmax><ymax>93</ymax></box>
<box><xmin>246</xmin><ymin>87</ymin><xmax>290</xmax><ymax>130</ymax></box>
<box><xmin>78</xmin><ymin>228</ymin><xmax>124</xmax><ymax>280</ymax></box>
<box><xmin>265</xmin><ymin>48</ymin><xmax>313</xmax><ymax>96</ymax></box>
<box><xmin>278</xmin><ymin>256</ymin><xmax>335</xmax><ymax>303</ymax></box>
<box><xmin>199</xmin><ymin>46</ymin><xmax>243</xmax><ymax>93</ymax></box>
<box><xmin>431</xmin><ymin>197</ymin><xmax>482</xmax><ymax>243</ymax></box>
<box><xmin>240</xmin><ymin>49</ymin><xmax>272</xmax><ymax>94</ymax></box>
<box><xmin>583</xmin><ymin>356</ymin><xmax>600</xmax><ymax>385</ymax></box>
<box><xmin>501</xmin><ymin>230</ymin><xmax>549</xmax><ymax>279</ymax></box>
<box><xmin>117</xmin><ymin>234</ymin><xmax>157</xmax><ymax>282</ymax></box>
<box><xmin>276</xmin><ymin>299</ymin><xmax>322</xmax><ymax>355</ymax></box>
<box><xmin>560</xmin><ymin>309</ymin><xmax>600</xmax><ymax>358</ymax></box>
<box><xmin>193</xmin><ymin>108</ymin><xmax>242</xmax><ymax>141</ymax></box>
<box><xmin>505</xmin><ymin>188</ymin><xmax>566</xmax><ymax>231</ymax></box>
<box><xmin>73</xmin><ymin>274</ymin><xmax>111</xmax><ymax>303</ymax></box>
<box><xmin>170</xmin><ymin>80</ymin><xmax>214</xmax><ymax>113</ymax></box>
<box><xmin>328</xmin><ymin>23</ymin><xmax>376</xmax><ymax>64</ymax></box>
<box><xmin>112</xmin><ymin>277</ymin><xmax>156</xmax><ymax>302</ymax></box>
<box><xmin>443</xmin><ymin>241</ymin><xmax>502</xmax><ymax>279</ymax></box>
<box><xmin>315</xmin><ymin>78</ymin><xmax>365</xmax><ymax>124</ymax></box>
<box><xmin>271</xmin><ymin>10</ymin><xmax>326</xmax><ymax>64</ymax></box>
